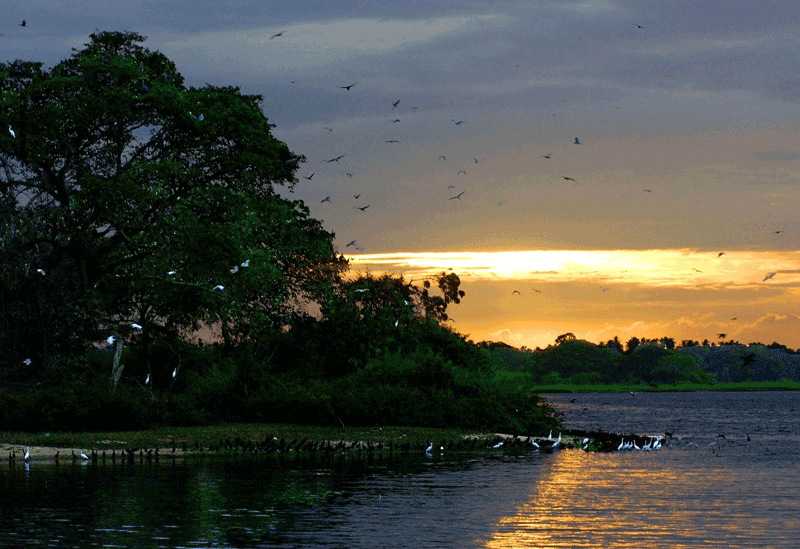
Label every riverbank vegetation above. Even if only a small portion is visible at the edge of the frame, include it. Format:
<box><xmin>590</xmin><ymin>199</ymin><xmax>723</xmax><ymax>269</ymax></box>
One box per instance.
<box><xmin>0</xmin><ymin>32</ymin><xmax>556</xmax><ymax>436</ymax></box>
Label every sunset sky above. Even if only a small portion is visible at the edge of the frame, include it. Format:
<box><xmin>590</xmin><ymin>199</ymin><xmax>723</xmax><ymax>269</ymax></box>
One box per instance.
<box><xmin>3</xmin><ymin>1</ymin><xmax>800</xmax><ymax>348</ymax></box>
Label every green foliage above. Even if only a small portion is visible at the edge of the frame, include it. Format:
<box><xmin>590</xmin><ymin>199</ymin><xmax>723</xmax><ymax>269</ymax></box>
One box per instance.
<box><xmin>1</xmin><ymin>31</ymin><xmax>345</xmax><ymax>371</ymax></box>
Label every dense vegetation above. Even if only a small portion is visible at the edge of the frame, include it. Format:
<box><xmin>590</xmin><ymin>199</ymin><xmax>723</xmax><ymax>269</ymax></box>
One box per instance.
<box><xmin>0</xmin><ymin>32</ymin><xmax>556</xmax><ymax>436</ymax></box>
<box><xmin>484</xmin><ymin>333</ymin><xmax>800</xmax><ymax>386</ymax></box>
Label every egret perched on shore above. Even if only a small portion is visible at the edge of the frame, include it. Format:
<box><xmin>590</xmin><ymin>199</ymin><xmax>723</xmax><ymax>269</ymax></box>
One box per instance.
<box><xmin>80</xmin><ymin>451</ymin><xmax>89</xmax><ymax>460</ymax></box>
<box><xmin>8</xmin><ymin>125</ymin><xmax>15</xmax><ymax>138</ymax></box>
<box><xmin>425</xmin><ymin>443</ymin><xmax>433</xmax><ymax>454</ymax></box>
<box><xmin>24</xmin><ymin>447</ymin><xmax>30</xmax><ymax>462</ymax></box>
<box><xmin>492</xmin><ymin>441</ymin><xmax>503</xmax><ymax>448</ymax></box>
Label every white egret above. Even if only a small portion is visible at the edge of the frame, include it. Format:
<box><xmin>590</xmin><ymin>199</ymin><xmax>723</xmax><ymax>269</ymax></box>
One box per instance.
<box><xmin>24</xmin><ymin>447</ymin><xmax>30</xmax><ymax>461</ymax></box>
<box><xmin>531</xmin><ymin>440</ymin><xmax>539</xmax><ymax>449</ymax></box>
<box><xmin>131</xmin><ymin>323</ymin><xmax>142</xmax><ymax>330</ymax></box>
<box><xmin>230</xmin><ymin>265</ymin><xmax>239</xmax><ymax>274</ymax></box>
<box><xmin>80</xmin><ymin>452</ymin><xmax>89</xmax><ymax>460</ymax></box>
<box><xmin>212</xmin><ymin>285</ymin><xmax>225</xmax><ymax>291</ymax></box>
<box><xmin>492</xmin><ymin>441</ymin><xmax>503</xmax><ymax>448</ymax></box>
<box><xmin>548</xmin><ymin>430</ymin><xmax>552</xmax><ymax>441</ymax></box>
<box><xmin>23</xmin><ymin>358</ymin><xmax>32</xmax><ymax>365</ymax></box>
<box><xmin>36</xmin><ymin>269</ymin><xmax>45</xmax><ymax>275</ymax></box>
<box><xmin>8</xmin><ymin>125</ymin><xmax>15</xmax><ymax>138</ymax></box>
<box><xmin>145</xmin><ymin>374</ymin><xmax>150</xmax><ymax>384</ymax></box>
<box><xmin>618</xmin><ymin>438</ymin><xmax>625</xmax><ymax>450</ymax></box>
<box><xmin>172</xmin><ymin>367</ymin><xmax>177</xmax><ymax>378</ymax></box>
<box><xmin>198</xmin><ymin>114</ymin><xmax>204</xmax><ymax>121</ymax></box>
<box><xmin>240</xmin><ymin>260</ymin><xmax>250</xmax><ymax>268</ymax></box>
<box><xmin>425</xmin><ymin>443</ymin><xmax>433</xmax><ymax>453</ymax></box>
<box><xmin>633</xmin><ymin>441</ymin><xmax>640</xmax><ymax>450</ymax></box>
<box><xmin>167</xmin><ymin>271</ymin><xmax>177</xmax><ymax>276</ymax></box>
<box><xmin>107</xmin><ymin>335</ymin><xmax>115</xmax><ymax>345</ymax></box>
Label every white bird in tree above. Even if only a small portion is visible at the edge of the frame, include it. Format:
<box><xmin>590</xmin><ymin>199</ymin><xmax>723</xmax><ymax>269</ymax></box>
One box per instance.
<box><xmin>36</xmin><ymin>269</ymin><xmax>45</xmax><ymax>275</ymax></box>
<box><xmin>8</xmin><ymin>125</ymin><xmax>16</xmax><ymax>138</ymax></box>
<box><xmin>24</xmin><ymin>447</ymin><xmax>30</xmax><ymax>461</ymax></box>
<box><xmin>80</xmin><ymin>451</ymin><xmax>89</xmax><ymax>461</ymax></box>
<box><xmin>172</xmin><ymin>367</ymin><xmax>177</xmax><ymax>378</ymax></box>
<box><xmin>23</xmin><ymin>358</ymin><xmax>32</xmax><ymax>365</ymax></box>
<box><xmin>763</xmin><ymin>272</ymin><xmax>776</xmax><ymax>282</ymax></box>
<box><xmin>145</xmin><ymin>374</ymin><xmax>150</xmax><ymax>385</ymax></box>
<box><xmin>107</xmin><ymin>335</ymin><xmax>115</xmax><ymax>345</ymax></box>
<box><xmin>131</xmin><ymin>323</ymin><xmax>142</xmax><ymax>330</ymax></box>
<box><xmin>212</xmin><ymin>285</ymin><xmax>225</xmax><ymax>291</ymax></box>
<box><xmin>230</xmin><ymin>265</ymin><xmax>239</xmax><ymax>274</ymax></box>
<box><xmin>241</xmin><ymin>259</ymin><xmax>250</xmax><ymax>268</ymax></box>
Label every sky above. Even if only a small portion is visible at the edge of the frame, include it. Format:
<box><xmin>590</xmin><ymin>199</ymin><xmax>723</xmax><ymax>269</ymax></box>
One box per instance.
<box><xmin>3</xmin><ymin>1</ymin><xmax>800</xmax><ymax>349</ymax></box>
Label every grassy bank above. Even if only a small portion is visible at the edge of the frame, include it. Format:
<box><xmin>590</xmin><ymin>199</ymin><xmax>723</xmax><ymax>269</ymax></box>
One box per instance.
<box><xmin>533</xmin><ymin>380</ymin><xmax>800</xmax><ymax>393</ymax></box>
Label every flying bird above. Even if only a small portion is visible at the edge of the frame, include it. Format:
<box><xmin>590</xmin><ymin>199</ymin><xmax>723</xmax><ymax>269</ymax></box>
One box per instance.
<box><xmin>8</xmin><ymin>126</ymin><xmax>15</xmax><ymax>138</ymax></box>
<box><xmin>325</xmin><ymin>155</ymin><xmax>345</xmax><ymax>163</ymax></box>
<box><xmin>356</xmin><ymin>205</ymin><xmax>370</xmax><ymax>211</ymax></box>
<box><xmin>574</xmin><ymin>137</ymin><xmax>581</xmax><ymax>144</ymax></box>
<box><xmin>346</xmin><ymin>173</ymin><xmax>352</xmax><ymax>177</ymax></box>
<box><xmin>439</xmin><ymin>155</ymin><xmax>446</xmax><ymax>161</ymax></box>
<box><xmin>457</xmin><ymin>170</ymin><xmax>467</xmax><ymax>175</ymax></box>
<box><xmin>643</xmin><ymin>189</ymin><xmax>654</xmax><ymax>193</ymax></box>
<box><xmin>632</xmin><ymin>23</ymin><xmax>648</xmax><ymax>30</ymax></box>
<box><xmin>474</xmin><ymin>158</ymin><xmax>479</xmax><ymax>163</ymax></box>
<box><xmin>172</xmin><ymin>367</ymin><xmax>177</xmax><ymax>378</ymax></box>
<box><xmin>346</xmin><ymin>240</ymin><xmax>357</xmax><ymax>248</ymax></box>
<box><xmin>718</xmin><ymin>252</ymin><xmax>725</xmax><ymax>257</ymax></box>
<box><xmin>303</xmin><ymin>173</ymin><xmax>314</xmax><ymax>180</ymax></box>
<box><xmin>385</xmin><ymin>140</ymin><xmax>400</xmax><ymax>143</ymax></box>
<box><xmin>532</xmin><ymin>288</ymin><xmax>541</xmax><ymax>293</ymax></box>
<box><xmin>454</xmin><ymin>120</ymin><xmax>465</xmax><ymax>125</ymax></box>
<box><xmin>692</xmin><ymin>268</ymin><xmax>703</xmax><ymax>273</ymax></box>
<box><xmin>448</xmin><ymin>184</ymin><xmax>455</xmax><ymax>189</ymax></box>
<box><xmin>269</xmin><ymin>31</ymin><xmax>285</xmax><ymax>39</ymax></box>
<box><xmin>763</xmin><ymin>272</ymin><xmax>776</xmax><ymax>281</ymax></box>
<box><xmin>20</xmin><ymin>20</ymin><xmax>27</xmax><ymax>27</ymax></box>
<box><xmin>512</xmin><ymin>290</ymin><xmax>520</xmax><ymax>295</ymax></box>
<box><xmin>392</xmin><ymin>99</ymin><xmax>400</xmax><ymax>109</ymax></box>
<box><xmin>541</xmin><ymin>153</ymin><xmax>552</xmax><ymax>159</ymax></box>
<box><xmin>449</xmin><ymin>191</ymin><xmax>466</xmax><ymax>200</ymax></box>
<box><xmin>774</xmin><ymin>231</ymin><xmax>784</xmax><ymax>234</ymax></box>
<box><xmin>353</xmin><ymin>194</ymin><xmax>361</xmax><ymax>199</ymax></box>
<box><xmin>717</xmin><ymin>333</ymin><xmax>727</xmax><ymax>339</ymax></box>
<box><xmin>562</xmin><ymin>176</ymin><xmax>576</xmax><ymax>182</ymax></box>
<box><xmin>392</xmin><ymin>119</ymin><xmax>401</xmax><ymax>123</ymax></box>
<box><xmin>340</xmin><ymin>83</ymin><xmax>357</xmax><ymax>90</ymax></box>
<box><xmin>321</xmin><ymin>196</ymin><xmax>331</xmax><ymax>203</ymax></box>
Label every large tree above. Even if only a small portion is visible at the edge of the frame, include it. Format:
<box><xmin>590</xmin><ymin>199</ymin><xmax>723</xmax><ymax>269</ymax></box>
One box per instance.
<box><xmin>0</xmin><ymin>31</ymin><xmax>347</xmax><ymax>373</ymax></box>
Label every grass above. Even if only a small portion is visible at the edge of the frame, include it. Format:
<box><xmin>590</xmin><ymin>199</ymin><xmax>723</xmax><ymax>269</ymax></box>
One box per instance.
<box><xmin>0</xmin><ymin>422</ymin><xmax>495</xmax><ymax>451</ymax></box>
<box><xmin>532</xmin><ymin>380</ymin><xmax>800</xmax><ymax>393</ymax></box>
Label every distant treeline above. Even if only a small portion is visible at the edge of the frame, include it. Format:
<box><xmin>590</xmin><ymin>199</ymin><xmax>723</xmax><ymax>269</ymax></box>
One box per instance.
<box><xmin>482</xmin><ymin>333</ymin><xmax>800</xmax><ymax>385</ymax></box>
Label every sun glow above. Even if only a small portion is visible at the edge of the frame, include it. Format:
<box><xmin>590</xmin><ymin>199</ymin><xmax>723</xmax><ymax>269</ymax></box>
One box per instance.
<box><xmin>347</xmin><ymin>249</ymin><xmax>800</xmax><ymax>288</ymax></box>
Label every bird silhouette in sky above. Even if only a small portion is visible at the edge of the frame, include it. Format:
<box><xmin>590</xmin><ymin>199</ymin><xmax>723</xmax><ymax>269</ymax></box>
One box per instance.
<box><xmin>346</xmin><ymin>240</ymin><xmax>357</xmax><ymax>248</ymax></box>
<box><xmin>20</xmin><ymin>20</ymin><xmax>27</xmax><ymax>27</ymax></box>
<box><xmin>385</xmin><ymin>140</ymin><xmax>400</xmax><ymax>143</ymax></box>
<box><xmin>717</xmin><ymin>333</ymin><xmax>726</xmax><ymax>339</ymax></box>
<box><xmin>474</xmin><ymin>158</ymin><xmax>479</xmax><ymax>163</ymax></box>
<box><xmin>632</xmin><ymin>23</ymin><xmax>648</xmax><ymax>31</ymax></box>
<box><xmin>439</xmin><ymin>155</ymin><xmax>446</xmax><ymax>161</ymax></box>
<box><xmin>774</xmin><ymin>230</ymin><xmax>784</xmax><ymax>234</ymax></box>
<box><xmin>303</xmin><ymin>173</ymin><xmax>314</xmax><ymax>180</ymax></box>
<box><xmin>454</xmin><ymin>120</ymin><xmax>465</xmax><ymax>125</ymax></box>
<box><xmin>692</xmin><ymin>268</ymin><xmax>703</xmax><ymax>273</ymax></box>
<box><xmin>601</xmin><ymin>286</ymin><xmax>610</xmax><ymax>292</ymax></box>
<box><xmin>763</xmin><ymin>272</ymin><xmax>776</xmax><ymax>281</ymax></box>
<box><xmin>340</xmin><ymin>83</ymin><xmax>357</xmax><ymax>90</ymax></box>
<box><xmin>356</xmin><ymin>205</ymin><xmax>370</xmax><ymax>211</ymax></box>
<box><xmin>512</xmin><ymin>290</ymin><xmax>520</xmax><ymax>295</ymax></box>
<box><xmin>392</xmin><ymin>99</ymin><xmax>400</xmax><ymax>109</ymax></box>
<box><xmin>346</xmin><ymin>173</ymin><xmax>352</xmax><ymax>177</ymax></box>
<box><xmin>562</xmin><ymin>176</ymin><xmax>576</xmax><ymax>182</ymax></box>
<box><xmin>392</xmin><ymin>119</ymin><xmax>401</xmax><ymax>123</ymax></box>
<box><xmin>269</xmin><ymin>31</ymin><xmax>285</xmax><ymax>39</ymax></box>
<box><xmin>448</xmin><ymin>184</ymin><xmax>455</xmax><ymax>189</ymax></box>
<box><xmin>542</xmin><ymin>153</ymin><xmax>553</xmax><ymax>159</ymax></box>
<box><xmin>731</xmin><ymin>317</ymin><xmax>737</xmax><ymax>320</ymax></box>
<box><xmin>532</xmin><ymin>288</ymin><xmax>541</xmax><ymax>293</ymax></box>
<box><xmin>325</xmin><ymin>155</ymin><xmax>345</xmax><ymax>163</ymax></box>
<box><xmin>457</xmin><ymin>170</ymin><xmax>467</xmax><ymax>175</ymax></box>
<box><xmin>450</xmin><ymin>191</ymin><xmax>466</xmax><ymax>200</ymax></box>
<box><xmin>574</xmin><ymin>137</ymin><xmax>581</xmax><ymax>144</ymax></box>
<box><xmin>718</xmin><ymin>252</ymin><xmax>725</xmax><ymax>257</ymax></box>
<box><xmin>353</xmin><ymin>194</ymin><xmax>361</xmax><ymax>199</ymax></box>
<box><xmin>643</xmin><ymin>189</ymin><xmax>654</xmax><ymax>193</ymax></box>
<box><xmin>321</xmin><ymin>196</ymin><xmax>331</xmax><ymax>203</ymax></box>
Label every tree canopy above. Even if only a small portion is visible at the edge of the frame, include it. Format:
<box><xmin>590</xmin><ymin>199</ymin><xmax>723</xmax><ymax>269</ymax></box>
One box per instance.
<box><xmin>0</xmin><ymin>31</ymin><xmax>347</xmax><ymax>372</ymax></box>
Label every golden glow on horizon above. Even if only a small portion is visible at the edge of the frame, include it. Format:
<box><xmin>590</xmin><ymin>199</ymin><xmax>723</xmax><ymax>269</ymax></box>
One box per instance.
<box><xmin>347</xmin><ymin>249</ymin><xmax>800</xmax><ymax>288</ymax></box>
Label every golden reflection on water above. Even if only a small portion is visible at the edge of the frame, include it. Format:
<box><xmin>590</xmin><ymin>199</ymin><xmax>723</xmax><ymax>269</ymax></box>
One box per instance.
<box><xmin>481</xmin><ymin>450</ymin><xmax>751</xmax><ymax>548</ymax></box>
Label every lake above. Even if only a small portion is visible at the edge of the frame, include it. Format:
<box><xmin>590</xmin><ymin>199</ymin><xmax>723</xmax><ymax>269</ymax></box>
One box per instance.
<box><xmin>1</xmin><ymin>391</ymin><xmax>798</xmax><ymax>547</ymax></box>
